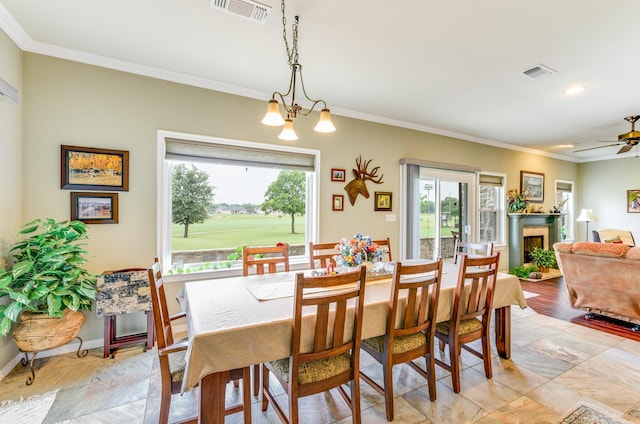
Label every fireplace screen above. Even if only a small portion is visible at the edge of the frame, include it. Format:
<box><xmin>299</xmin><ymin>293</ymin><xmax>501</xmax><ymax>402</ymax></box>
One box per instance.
<box><xmin>523</xmin><ymin>235</ymin><xmax>543</xmax><ymax>263</ymax></box>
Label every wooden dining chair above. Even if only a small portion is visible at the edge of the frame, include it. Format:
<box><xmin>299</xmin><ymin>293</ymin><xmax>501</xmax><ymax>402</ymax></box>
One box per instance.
<box><xmin>453</xmin><ymin>241</ymin><xmax>493</xmax><ymax>264</ymax></box>
<box><xmin>243</xmin><ymin>243</ymin><xmax>290</xmax><ymax>395</ymax></box>
<box><xmin>308</xmin><ymin>241</ymin><xmax>338</xmax><ymax>269</ymax></box>
<box><xmin>148</xmin><ymin>260</ymin><xmax>252</xmax><ymax>424</ymax></box>
<box><xmin>242</xmin><ymin>243</ymin><xmax>290</xmax><ymax>275</ymax></box>
<box><xmin>360</xmin><ymin>258</ymin><xmax>443</xmax><ymax>421</ymax></box>
<box><xmin>261</xmin><ymin>267</ymin><xmax>367</xmax><ymax>424</ymax></box>
<box><xmin>372</xmin><ymin>237</ymin><xmax>392</xmax><ymax>261</ymax></box>
<box><xmin>434</xmin><ymin>252</ymin><xmax>500</xmax><ymax>393</ymax></box>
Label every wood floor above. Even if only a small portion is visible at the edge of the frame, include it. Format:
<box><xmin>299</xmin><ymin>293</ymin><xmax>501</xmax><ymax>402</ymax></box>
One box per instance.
<box><xmin>519</xmin><ymin>275</ymin><xmax>640</xmax><ymax>341</ymax></box>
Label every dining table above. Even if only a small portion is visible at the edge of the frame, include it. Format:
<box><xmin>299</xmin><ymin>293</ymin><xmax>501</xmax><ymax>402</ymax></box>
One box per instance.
<box><xmin>181</xmin><ymin>261</ymin><xmax>527</xmax><ymax>423</ymax></box>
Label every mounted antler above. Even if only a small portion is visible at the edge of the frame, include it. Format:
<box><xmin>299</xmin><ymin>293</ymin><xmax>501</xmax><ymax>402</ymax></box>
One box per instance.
<box><xmin>344</xmin><ymin>156</ymin><xmax>384</xmax><ymax>205</ymax></box>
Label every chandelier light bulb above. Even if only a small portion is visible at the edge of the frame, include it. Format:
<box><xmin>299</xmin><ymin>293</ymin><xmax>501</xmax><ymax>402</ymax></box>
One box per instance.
<box><xmin>314</xmin><ymin>109</ymin><xmax>336</xmax><ymax>133</ymax></box>
<box><xmin>261</xmin><ymin>100</ymin><xmax>285</xmax><ymax>126</ymax></box>
<box><xmin>278</xmin><ymin>119</ymin><xmax>298</xmax><ymax>141</ymax></box>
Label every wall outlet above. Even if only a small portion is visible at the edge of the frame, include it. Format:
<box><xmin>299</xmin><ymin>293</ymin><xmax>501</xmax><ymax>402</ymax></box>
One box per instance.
<box><xmin>385</xmin><ymin>214</ymin><xmax>397</xmax><ymax>222</ymax></box>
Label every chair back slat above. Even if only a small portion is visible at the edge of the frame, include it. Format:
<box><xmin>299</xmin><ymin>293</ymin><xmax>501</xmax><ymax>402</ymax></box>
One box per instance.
<box><xmin>453</xmin><ymin>253</ymin><xmax>500</xmax><ymax>322</ymax></box>
<box><xmin>454</xmin><ymin>241</ymin><xmax>494</xmax><ymax>264</ymax></box>
<box><xmin>293</xmin><ymin>268</ymin><xmax>366</xmax><ymax>367</ymax></box>
<box><xmin>147</xmin><ymin>259</ymin><xmax>174</xmax><ymax>349</ymax></box>
<box><xmin>243</xmin><ymin>244</ymin><xmax>290</xmax><ymax>276</ymax></box>
<box><xmin>390</xmin><ymin>259</ymin><xmax>443</xmax><ymax>338</ymax></box>
<box><xmin>372</xmin><ymin>237</ymin><xmax>392</xmax><ymax>261</ymax></box>
<box><xmin>309</xmin><ymin>241</ymin><xmax>339</xmax><ymax>269</ymax></box>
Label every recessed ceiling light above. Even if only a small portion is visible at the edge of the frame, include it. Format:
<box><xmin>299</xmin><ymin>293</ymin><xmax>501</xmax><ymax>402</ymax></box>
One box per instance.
<box><xmin>564</xmin><ymin>86</ymin><xmax>586</xmax><ymax>95</ymax></box>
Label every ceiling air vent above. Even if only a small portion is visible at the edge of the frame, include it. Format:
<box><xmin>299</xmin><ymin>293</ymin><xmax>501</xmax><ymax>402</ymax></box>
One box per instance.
<box><xmin>210</xmin><ymin>0</ymin><xmax>271</xmax><ymax>23</ymax></box>
<box><xmin>522</xmin><ymin>64</ymin><xmax>557</xmax><ymax>79</ymax></box>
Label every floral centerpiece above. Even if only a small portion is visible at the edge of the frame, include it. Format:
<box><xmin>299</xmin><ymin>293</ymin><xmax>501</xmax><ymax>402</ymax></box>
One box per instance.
<box><xmin>334</xmin><ymin>233</ymin><xmax>388</xmax><ymax>268</ymax></box>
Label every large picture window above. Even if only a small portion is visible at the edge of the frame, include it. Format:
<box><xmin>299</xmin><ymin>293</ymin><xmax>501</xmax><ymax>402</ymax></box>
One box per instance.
<box><xmin>157</xmin><ymin>131</ymin><xmax>319</xmax><ymax>277</ymax></box>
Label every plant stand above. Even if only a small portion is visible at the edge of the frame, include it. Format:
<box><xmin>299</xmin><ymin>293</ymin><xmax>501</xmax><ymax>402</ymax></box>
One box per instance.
<box><xmin>19</xmin><ymin>336</ymin><xmax>88</xmax><ymax>385</ymax></box>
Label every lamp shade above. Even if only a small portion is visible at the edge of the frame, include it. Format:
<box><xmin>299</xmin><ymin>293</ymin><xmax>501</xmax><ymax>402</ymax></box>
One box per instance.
<box><xmin>576</xmin><ymin>209</ymin><xmax>598</xmax><ymax>222</ymax></box>
<box><xmin>313</xmin><ymin>109</ymin><xmax>336</xmax><ymax>133</ymax></box>
<box><xmin>261</xmin><ymin>100</ymin><xmax>285</xmax><ymax>126</ymax></box>
<box><xmin>278</xmin><ymin>119</ymin><xmax>298</xmax><ymax>141</ymax></box>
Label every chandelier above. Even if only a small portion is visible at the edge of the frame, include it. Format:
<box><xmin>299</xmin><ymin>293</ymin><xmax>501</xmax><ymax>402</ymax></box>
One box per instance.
<box><xmin>261</xmin><ymin>0</ymin><xmax>336</xmax><ymax>141</ymax></box>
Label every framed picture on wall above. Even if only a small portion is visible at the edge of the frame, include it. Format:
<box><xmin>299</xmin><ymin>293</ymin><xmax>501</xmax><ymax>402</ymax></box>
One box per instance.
<box><xmin>627</xmin><ymin>189</ymin><xmax>640</xmax><ymax>213</ymax></box>
<box><xmin>61</xmin><ymin>145</ymin><xmax>129</xmax><ymax>191</ymax></box>
<box><xmin>332</xmin><ymin>194</ymin><xmax>344</xmax><ymax>211</ymax></box>
<box><xmin>374</xmin><ymin>191</ymin><xmax>392</xmax><ymax>211</ymax></box>
<box><xmin>71</xmin><ymin>192</ymin><xmax>119</xmax><ymax>224</ymax></box>
<box><xmin>331</xmin><ymin>168</ymin><xmax>346</xmax><ymax>182</ymax></box>
<box><xmin>520</xmin><ymin>171</ymin><xmax>544</xmax><ymax>203</ymax></box>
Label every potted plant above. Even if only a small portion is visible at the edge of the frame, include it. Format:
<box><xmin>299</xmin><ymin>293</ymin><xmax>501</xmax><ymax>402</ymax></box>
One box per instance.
<box><xmin>528</xmin><ymin>247</ymin><xmax>557</xmax><ymax>273</ymax></box>
<box><xmin>0</xmin><ymin>218</ymin><xmax>97</xmax><ymax>351</ymax></box>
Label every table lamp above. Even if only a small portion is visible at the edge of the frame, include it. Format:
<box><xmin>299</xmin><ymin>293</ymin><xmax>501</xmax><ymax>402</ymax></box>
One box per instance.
<box><xmin>576</xmin><ymin>208</ymin><xmax>598</xmax><ymax>241</ymax></box>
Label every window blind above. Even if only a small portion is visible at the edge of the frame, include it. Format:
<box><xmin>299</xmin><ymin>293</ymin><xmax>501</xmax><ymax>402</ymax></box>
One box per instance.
<box><xmin>479</xmin><ymin>174</ymin><xmax>504</xmax><ymax>187</ymax></box>
<box><xmin>165</xmin><ymin>137</ymin><xmax>316</xmax><ymax>171</ymax></box>
<box><xmin>556</xmin><ymin>181</ymin><xmax>573</xmax><ymax>193</ymax></box>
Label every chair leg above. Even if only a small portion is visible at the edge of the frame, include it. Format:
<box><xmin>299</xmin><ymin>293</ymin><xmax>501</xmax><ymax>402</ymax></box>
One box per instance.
<box><xmin>242</xmin><ymin>367</ymin><xmax>252</xmax><ymax>424</ymax></box>
<box><xmin>482</xmin><ymin>334</ymin><xmax>493</xmax><ymax>379</ymax></box>
<box><xmin>289</xmin><ymin>385</ymin><xmax>299</xmax><ymax>424</ymax></box>
<box><xmin>252</xmin><ymin>363</ymin><xmax>260</xmax><ymax>396</ymax></box>
<box><xmin>449</xmin><ymin>340</ymin><xmax>461</xmax><ymax>393</ymax></box>
<box><xmin>159</xmin><ymin>381</ymin><xmax>172</xmax><ymax>424</ymax></box>
<box><xmin>351</xmin><ymin>378</ymin><xmax>362</xmax><ymax>424</ymax></box>
<box><xmin>261</xmin><ymin>365</ymin><xmax>269</xmax><ymax>412</ymax></box>
<box><xmin>382</xmin><ymin>362</ymin><xmax>394</xmax><ymax>421</ymax></box>
<box><xmin>425</xmin><ymin>352</ymin><xmax>437</xmax><ymax>401</ymax></box>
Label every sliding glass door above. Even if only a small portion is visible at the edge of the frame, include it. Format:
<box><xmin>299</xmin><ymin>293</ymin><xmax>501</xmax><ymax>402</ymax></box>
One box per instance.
<box><xmin>403</xmin><ymin>165</ymin><xmax>476</xmax><ymax>260</ymax></box>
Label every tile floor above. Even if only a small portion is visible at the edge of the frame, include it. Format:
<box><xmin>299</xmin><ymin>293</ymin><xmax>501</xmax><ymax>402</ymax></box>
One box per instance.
<box><xmin>1</xmin><ymin>306</ymin><xmax>639</xmax><ymax>423</ymax></box>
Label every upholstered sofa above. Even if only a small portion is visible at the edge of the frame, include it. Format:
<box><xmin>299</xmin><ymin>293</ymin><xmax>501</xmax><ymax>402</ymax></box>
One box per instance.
<box><xmin>553</xmin><ymin>241</ymin><xmax>640</xmax><ymax>327</ymax></box>
<box><xmin>591</xmin><ymin>228</ymin><xmax>636</xmax><ymax>246</ymax></box>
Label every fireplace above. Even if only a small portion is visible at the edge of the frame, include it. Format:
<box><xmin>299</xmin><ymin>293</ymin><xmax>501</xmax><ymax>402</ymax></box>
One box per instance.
<box><xmin>508</xmin><ymin>214</ymin><xmax>561</xmax><ymax>270</ymax></box>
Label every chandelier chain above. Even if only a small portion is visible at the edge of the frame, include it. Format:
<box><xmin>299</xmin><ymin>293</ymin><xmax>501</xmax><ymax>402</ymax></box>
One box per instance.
<box><xmin>280</xmin><ymin>0</ymin><xmax>298</xmax><ymax>66</ymax></box>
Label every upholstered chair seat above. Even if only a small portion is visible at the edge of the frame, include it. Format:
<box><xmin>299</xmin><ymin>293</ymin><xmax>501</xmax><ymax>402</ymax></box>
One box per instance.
<box><xmin>268</xmin><ymin>352</ymin><xmax>352</xmax><ymax>384</ymax></box>
<box><xmin>435</xmin><ymin>318</ymin><xmax>484</xmax><ymax>336</ymax></box>
<box><xmin>362</xmin><ymin>332</ymin><xmax>427</xmax><ymax>355</ymax></box>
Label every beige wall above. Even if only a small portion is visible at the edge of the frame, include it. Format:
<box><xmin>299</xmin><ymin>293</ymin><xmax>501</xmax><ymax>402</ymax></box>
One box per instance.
<box><xmin>1</xmin><ymin>47</ymin><xmax>583</xmax><ymax>372</ymax></box>
<box><xmin>577</xmin><ymin>157</ymin><xmax>640</xmax><ymax>241</ymax></box>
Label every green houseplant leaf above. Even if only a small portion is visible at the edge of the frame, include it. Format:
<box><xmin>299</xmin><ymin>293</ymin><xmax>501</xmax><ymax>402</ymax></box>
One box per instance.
<box><xmin>0</xmin><ymin>219</ymin><xmax>97</xmax><ymax>337</ymax></box>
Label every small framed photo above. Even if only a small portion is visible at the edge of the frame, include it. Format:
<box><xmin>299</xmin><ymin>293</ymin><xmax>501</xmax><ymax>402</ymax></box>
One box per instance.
<box><xmin>61</xmin><ymin>145</ymin><xmax>129</xmax><ymax>191</ymax></box>
<box><xmin>331</xmin><ymin>168</ymin><xmax>346</xmax><ymax>182</ymax></box>
<box><xmin>520</xmin><ymin>170</ymin><xmax>544</xmax><ymax>203</ymax></box>
<box><xmin>374</xmin><ymin>191</ymin><xmax>392</xmax><ymax>211</ymax></box>
<box><xmin>71</xmin><ymin>192</ymin><xmax>119</xmax><ymax>224</ymax></box>
<box><xmin>332</xmin><ymin>194</ymin><xmax>344</xmax><ymax>211</ymax></box>
<box><xmin>627</xmin><ymin>189</ymin><xmax>640</xmax><ymax>213</ymax></box>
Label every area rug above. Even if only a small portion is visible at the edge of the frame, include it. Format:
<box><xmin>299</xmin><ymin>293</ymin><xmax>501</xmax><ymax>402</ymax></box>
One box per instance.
<box><xmin>560</xmin><ymin>401</ymin><xmax>630</xmax><ymax>424</ymax></box>
<box><xmin>0</xmin><ymin>389</ymin><xmax>57</xmax><ymax>424</ymax></box>
<box><xmin>520</xmin><ymin>268</ymin><xmax>563</xmax><ymax>282</ymax></box>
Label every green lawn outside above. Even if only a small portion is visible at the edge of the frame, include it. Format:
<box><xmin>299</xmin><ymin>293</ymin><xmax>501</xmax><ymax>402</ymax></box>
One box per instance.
<box><xmin>171</xmin><ymin>213</ymin><xmax>305</xmax><ymax>250</ymax></box>
<box><xmin>171</xmin><ymin>213</ymin><xmax>455</xmax><ymax>251</ymax></box>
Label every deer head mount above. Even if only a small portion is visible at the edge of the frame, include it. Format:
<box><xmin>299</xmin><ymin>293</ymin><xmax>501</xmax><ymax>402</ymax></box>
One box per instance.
<box><xmin>344</xmin><ymin>156</ymin><xmax>384</xmax><ymax>206</ymax></box>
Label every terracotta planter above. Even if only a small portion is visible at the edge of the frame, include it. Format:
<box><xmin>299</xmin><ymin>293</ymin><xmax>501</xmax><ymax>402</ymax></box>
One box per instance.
<box><xmin>12</xmin><ymin>309</ymin><xmax>84</xmax><ymax>352</ymax></box>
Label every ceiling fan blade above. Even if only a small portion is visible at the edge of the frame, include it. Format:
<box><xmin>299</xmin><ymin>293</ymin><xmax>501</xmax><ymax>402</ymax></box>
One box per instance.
<box><xmin>617</xmin><ymin>144</ymin><xmax>633</xmax><ymax>154</ymax></box>
<box><xmin>573</xmin><ymin>143</ymin><xmax>622</xmax><ymax>153</ymax></box>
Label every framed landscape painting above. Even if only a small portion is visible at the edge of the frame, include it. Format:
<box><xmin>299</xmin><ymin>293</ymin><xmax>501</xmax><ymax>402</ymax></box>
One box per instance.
<box><xmin>61</xmin><ymin>145</ymin><xmax>129</xmax><ymax>191</ymax></box>
<box><xmin>520</xmin><ymin>171</ymin><xmax>544</xmax><ymax>203</ymax></box>
<box><xmin>71</xmin><ymin>192</ymin><xmax>119</xmax><ymax>224</ymax></box>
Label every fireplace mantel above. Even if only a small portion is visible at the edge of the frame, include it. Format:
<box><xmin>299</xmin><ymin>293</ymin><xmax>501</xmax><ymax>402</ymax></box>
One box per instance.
<box><xmin>508</xmin><ymin>213</ymin><xmax>562</xmax><ymax>270</ymax></box>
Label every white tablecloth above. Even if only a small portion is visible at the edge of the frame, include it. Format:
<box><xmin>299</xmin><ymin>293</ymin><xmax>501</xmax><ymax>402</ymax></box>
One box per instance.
<box><xmin>182</xmin><ymin>262</ymin><xmax>527</xmax><ymax>391</ymax></box>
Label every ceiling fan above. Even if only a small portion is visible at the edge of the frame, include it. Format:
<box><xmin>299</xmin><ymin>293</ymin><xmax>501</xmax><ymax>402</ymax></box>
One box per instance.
<box><xmin>574</xmin><ymin>115</ymin><xmax>640</xmax><ymax>154</ymax></box>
